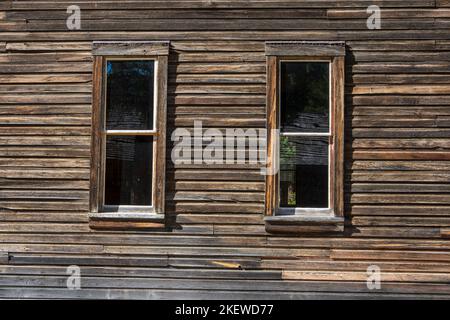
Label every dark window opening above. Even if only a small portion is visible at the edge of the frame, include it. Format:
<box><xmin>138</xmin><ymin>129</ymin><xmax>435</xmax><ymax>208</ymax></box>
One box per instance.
<box><xmin>106</xmin><ymin>60</ymin><xmax>155</xmax><ymax>130</ymax></box>
<box><xmin>105</xmin><ymin>136</ymin><xmax>153</xmax><ymax>206</ymax></box>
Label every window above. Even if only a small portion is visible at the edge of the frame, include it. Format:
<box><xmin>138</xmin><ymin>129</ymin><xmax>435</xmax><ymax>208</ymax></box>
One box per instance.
<box><xmin>279</xmin><ymin>62</ymin><xmax>330</xmax><ymax>210</ymax></box>
<box><xmin>265</xmin><ymin>41</ymin><xmax>345</xmax><ymax>233</ymax></box>
<box><xmin>89</xmin><ymin>41</ymin><xmax>169</xmax><ymax>223</ymax></box>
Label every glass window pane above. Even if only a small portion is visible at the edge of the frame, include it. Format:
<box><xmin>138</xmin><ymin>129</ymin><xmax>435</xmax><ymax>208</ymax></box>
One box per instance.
<box><xmin>106</xmin><ymin>60</ymin><xmax>154</xmax><ymax>130</ymax></box>
<box><xmin>279</xmin><ymin>136</ymin><xmax>329</xmax><ymax>208</ymax></box>
<box><xmin>280</xmin><ymin>62</ymin><xmax>329</xmax><ymax>133</ymax></box>
<box><xmin>105</xmin><ymin>136</ymin><xmax>153</xmax><ymax>206</ymax></box>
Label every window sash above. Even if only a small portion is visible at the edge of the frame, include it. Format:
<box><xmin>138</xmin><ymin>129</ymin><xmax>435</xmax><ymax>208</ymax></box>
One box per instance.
<box><xmin>278</xmin><ymin>138</ymin><xmax>331</xmax><ymax>211</ymax></box>
<box><xmin>278</xmin><ymin>60</ymin><xmax>332</xmax><ymax>212</ymax></box>
<box><xmin>101</xmin><ymin>58</ymin><xmax>157</xmax><ymax>212</ymax></box>
<box><xmin>101</xmin><ymin>137</ymin><xmax>156</xmax><ymax>212</ymax></box>
<box><xmin>279</xmin><ymin>60</ymin><xmax>331</xmax><ymax>136</ymax></box>
<box><xmin>104</xmin><ymin>57</ymin><xmax>158</xmax><ymax>133</ymax></box>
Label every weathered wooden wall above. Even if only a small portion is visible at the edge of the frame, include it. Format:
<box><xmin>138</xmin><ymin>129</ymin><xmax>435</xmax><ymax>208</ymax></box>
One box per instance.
<box><xmin>0</xmin><ymin>0</ymin><xmax>450</xmax><ymax>299</ymax></box>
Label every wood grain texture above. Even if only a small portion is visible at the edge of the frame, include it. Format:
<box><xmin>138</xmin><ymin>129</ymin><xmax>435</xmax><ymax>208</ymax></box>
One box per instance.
<box><xmin>0</xmin><ymin>0</ymin><xmax>449</xmax><ymax>299</ymax></box>
<box><xmin>332</xmin><ymin>56</ymin><xmax>345</xmax><ymax>217</ymax></box>
<box><xmin>265</xmin><ymin>41</ymin><xmax>345</xmax><ymax>56</ymax></box>
<box><xmin>92</xmin><ymin>41</ymin><xmax>170</xmax><ymax>56</ymax></box>
<box><xmin>264</xmin><ymin>56</ymin><xmax>277</xmax><ymax>217</ymax></box>
<box><xmin>89</xmin><ymin>56</ymin><xmax>103</xmax><ymax>213</ymax></box>
<box><xmin>154</xmin><ymin>55</ymin><xmax>169</xmax><ymax>215</ymax></box>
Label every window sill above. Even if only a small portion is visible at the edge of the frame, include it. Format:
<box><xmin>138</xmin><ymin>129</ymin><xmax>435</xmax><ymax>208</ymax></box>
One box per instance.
<box><xmin>264</xmin><ymin>215</ymin><xmax>344</xmax><ymax>234</ymax></box>
<box><xmin>89</xmin><ymin>212</ymin><xmax>165</xmax><ymax>230</ymax></box>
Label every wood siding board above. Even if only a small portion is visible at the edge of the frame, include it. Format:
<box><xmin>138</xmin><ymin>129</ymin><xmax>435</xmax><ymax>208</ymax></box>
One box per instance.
<box><xmin>0</xmin><ymin>2</ymin><xmax>449</xmax><ymax>299</ymax></box>
<box><xmin>92</xmin><ymin>41</ymin><xmax>170</xmax><ymax>56</ymax></box>
<box><xmin>265</xmin><ymin>41</ymin><xmax>346</xmax><ymax>56</ymax></box>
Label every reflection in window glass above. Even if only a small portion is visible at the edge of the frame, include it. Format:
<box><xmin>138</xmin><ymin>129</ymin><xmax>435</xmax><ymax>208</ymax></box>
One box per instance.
<box><xmin>279</xmin><ymin>136</ymin><xmax>329</xmax><ymax>208</ymax></box>
<box><xmin>106</xmin><ymin>60</ymin><xmax>154</xmax><ymax>130</ymax></box>
<box><xmin>105</xmin><ymin>136</ymin><xmax>153</xmax><ymax>206</ymax></box>
<box><xmin>280</xmin><ymin>62</ymin><xmax>329</xmax><ymax>133</ymax></box>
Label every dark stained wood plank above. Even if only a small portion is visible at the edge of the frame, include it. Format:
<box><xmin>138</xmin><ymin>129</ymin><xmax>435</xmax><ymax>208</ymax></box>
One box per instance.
<box><xmin>93</xmin><ymin>41</ymin><xmax>169</xmax><ymax>56</ymax></box>
<box><xmin>2</xmin><ymin>1</ymin><xmax>437</xmax><ymax>10</ymax></box>
<box><xmin>266</xmin><ymin>41</ymin><xmax>345</xmax><ymax>56</ymax></box>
